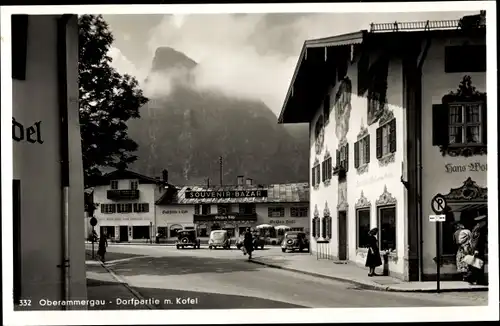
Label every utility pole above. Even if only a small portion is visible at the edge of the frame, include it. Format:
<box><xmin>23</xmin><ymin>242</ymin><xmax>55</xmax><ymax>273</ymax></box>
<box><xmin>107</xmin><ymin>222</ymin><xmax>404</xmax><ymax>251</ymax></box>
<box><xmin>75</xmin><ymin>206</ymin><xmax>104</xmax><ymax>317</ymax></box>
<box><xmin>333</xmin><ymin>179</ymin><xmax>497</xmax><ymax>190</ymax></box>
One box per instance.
<box><xmin>219</xmin><ymin>156</ymin><xmax>223</xmax><ymax>186</ymax></box>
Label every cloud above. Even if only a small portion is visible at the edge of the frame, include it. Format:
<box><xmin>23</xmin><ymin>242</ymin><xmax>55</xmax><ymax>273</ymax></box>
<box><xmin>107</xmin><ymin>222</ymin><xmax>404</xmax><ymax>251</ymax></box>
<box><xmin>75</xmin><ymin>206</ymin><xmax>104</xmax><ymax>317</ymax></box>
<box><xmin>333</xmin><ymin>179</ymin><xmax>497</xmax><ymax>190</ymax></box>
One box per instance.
<box><xmin>107</xmin><ymin>11</ymin><xmax>477</xmax><ymax>115</ymax></box>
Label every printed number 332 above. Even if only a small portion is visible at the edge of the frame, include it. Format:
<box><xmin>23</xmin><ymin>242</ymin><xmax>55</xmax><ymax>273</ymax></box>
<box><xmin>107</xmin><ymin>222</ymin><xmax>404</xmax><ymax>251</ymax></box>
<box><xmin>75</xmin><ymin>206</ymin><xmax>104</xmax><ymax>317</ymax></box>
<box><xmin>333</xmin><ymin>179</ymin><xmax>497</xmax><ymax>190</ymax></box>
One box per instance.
<box><xmin>19</xmin><ymin>299</ymin><xmax>32</xmax><ymax>306</ymax></box>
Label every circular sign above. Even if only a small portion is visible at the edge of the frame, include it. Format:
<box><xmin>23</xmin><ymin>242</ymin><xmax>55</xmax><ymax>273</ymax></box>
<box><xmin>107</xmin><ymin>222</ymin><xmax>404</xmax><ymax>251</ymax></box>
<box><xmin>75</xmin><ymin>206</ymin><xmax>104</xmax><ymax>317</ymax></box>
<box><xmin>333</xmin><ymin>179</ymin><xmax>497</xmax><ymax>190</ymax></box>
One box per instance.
<box><xmin>431</xmin><ymin>194</ymin><xmax>447</xmax><ymax>214</ymax></box>
<box><xmin>90</xmin><ymin>217</ymin><xmax>98</xmax><ymax>227</ymax></box>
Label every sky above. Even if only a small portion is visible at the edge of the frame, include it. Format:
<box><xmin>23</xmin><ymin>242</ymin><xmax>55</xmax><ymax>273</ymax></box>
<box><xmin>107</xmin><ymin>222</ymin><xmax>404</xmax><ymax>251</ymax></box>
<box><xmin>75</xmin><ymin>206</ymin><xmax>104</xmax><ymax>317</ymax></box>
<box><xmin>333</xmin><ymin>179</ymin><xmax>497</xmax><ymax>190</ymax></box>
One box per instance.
<box><xmin>103</xmin><ymin>11</ymin><xmax>476</xmax><ymax>116</ymax></box>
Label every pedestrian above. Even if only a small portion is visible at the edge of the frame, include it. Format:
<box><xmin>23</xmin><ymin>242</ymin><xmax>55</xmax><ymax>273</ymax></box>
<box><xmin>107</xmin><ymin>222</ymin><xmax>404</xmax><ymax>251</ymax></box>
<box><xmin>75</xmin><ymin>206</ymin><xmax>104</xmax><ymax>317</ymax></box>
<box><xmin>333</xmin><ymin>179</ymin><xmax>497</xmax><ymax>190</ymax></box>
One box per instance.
<box><xmin>453</xmin><ymin>223</ymin><xmax>472</xmax><ymax>281</ymax></box>
<box><xmin>243</xmin><ymin>228</ymin><xmax>254</xmax><ymax>260</ymax></box>
<box><xmin>466</xmin><ymin>214</ymin><xmax>488</xmax><ymax>285</ymax></box>
<box><xmin>98</xmin><ymin>232</ymin><xmax>108</xmax><ymax>263</ymax></box>
<box><xmin>365</xmin><ymin>227</ymin><xmax>382</xmax><ymax>277</ymax></box>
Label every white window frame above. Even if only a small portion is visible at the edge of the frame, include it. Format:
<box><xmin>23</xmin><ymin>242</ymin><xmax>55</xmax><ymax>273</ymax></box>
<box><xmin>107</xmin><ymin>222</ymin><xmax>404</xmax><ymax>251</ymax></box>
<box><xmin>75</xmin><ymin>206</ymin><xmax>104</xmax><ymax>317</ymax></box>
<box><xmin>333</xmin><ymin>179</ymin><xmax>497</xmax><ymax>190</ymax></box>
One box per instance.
<box><xmin>117</xmin><ymin>203</ymin><xmax>133</xmax><ymax>213</ymax></box>
<box><xmin>101</xmin><ymin>204</ymin><xmax>116</xmax><ymax>214</ymax></box>
<box><xmin>133</xmin><ymin>203</ymin><xmax>149</xmax><ymax>213</ymax></box>
<box><xmin>268</xmin><ymin>206</ymin><xmax>285</xmax><ymax>217</ymax></box>
<box><xmin>110</xmin><ymin>180</ymin><xmax>119</xmax><ymax>190</ymax></box>
<box><xmin>290</xmin><ymin>207</ymin><xmax>308</xmax><ymax>217</ymax></box>
<box><xmin>448</xmin><ymin>102</ymin><xmax>483</xmax><ymax>145</ymax></box>
<box><xmin>130</xmin><ymin>180</ymin><xmax>139</xmax><ymax>190</ymax></box>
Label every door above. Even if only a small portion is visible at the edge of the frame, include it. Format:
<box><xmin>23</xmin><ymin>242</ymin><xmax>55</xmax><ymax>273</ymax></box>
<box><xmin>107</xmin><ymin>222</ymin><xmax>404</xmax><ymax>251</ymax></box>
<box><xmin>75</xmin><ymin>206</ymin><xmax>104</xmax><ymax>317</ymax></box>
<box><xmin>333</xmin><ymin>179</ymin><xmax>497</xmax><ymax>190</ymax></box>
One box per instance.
<box><xmin>338</xmin><ymin>211</ymin><xmax>347</xmax><ymax>261</ymax></box>
<box><xmin>119</xmin><ymin>226</ymin><xmax>128</xmax><ymax>242</ymax></box>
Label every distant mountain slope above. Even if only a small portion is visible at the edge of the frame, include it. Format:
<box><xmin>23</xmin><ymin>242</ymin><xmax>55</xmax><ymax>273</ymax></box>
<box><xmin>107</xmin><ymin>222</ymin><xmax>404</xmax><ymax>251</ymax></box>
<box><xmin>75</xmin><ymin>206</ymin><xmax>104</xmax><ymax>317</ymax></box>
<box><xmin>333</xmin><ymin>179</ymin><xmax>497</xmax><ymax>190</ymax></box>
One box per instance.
<box><xmin>126</xmin><ymin>47</ymin><xmax>309</xmax><ymax>185</ymax></box>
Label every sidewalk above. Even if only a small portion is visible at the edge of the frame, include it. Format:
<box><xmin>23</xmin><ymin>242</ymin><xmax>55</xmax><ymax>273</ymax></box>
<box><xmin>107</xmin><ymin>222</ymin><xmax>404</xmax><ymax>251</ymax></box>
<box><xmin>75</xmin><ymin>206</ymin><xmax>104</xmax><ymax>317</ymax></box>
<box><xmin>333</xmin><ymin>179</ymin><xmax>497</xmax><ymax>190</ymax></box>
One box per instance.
<box><xmin>86</xmin><ymin>259</ymin><xmax>153</xmax><ymax>309</ymax></box>
<box><xmin>249</xmin><ymin>253</ymin><xmax>488</xmax><ymax>293</ymax></box>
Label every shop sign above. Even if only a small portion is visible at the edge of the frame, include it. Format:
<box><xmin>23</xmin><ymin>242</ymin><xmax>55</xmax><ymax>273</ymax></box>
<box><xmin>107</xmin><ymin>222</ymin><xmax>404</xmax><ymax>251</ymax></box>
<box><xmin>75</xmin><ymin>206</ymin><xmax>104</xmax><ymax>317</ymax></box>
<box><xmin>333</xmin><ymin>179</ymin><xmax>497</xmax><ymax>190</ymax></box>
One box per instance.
<box><xmin>185</xmin><ymin>190</ymin><xmax>268</xmax><ymax>199</ymax></box>
<box><xmin>162</xmin><ymin>209</ymin><xmax>189</xmax><ymax>214</ymax></box>
<box><xmin>269</xmin><ymin>219</ymin><xmax>296</xmax><ymax>225</ymax></box>
<box><xmin>444</xmin><ymin>162</ymin><xmax>487</xmax><ymax>173</ymax></box>
<box><xmin>214</xmin><ymin>215</ymin><xmax>236</xmax><ymax>220</ymax></box>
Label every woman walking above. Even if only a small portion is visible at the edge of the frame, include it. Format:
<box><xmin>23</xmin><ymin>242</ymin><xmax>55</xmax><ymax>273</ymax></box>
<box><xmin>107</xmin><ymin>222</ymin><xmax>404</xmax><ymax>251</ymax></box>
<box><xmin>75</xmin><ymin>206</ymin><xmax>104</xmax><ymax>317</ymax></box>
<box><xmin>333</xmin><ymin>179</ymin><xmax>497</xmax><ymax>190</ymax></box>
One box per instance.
<box><xmin>453</xmin><ymin>223</ymin><xmax>472</xmax><ymax>281</ymax></box>
<box><xmin>97</xmin><ymin>232</ymin><xmax>108</xmax><ymax>263</ymax></box>
<box><xmin>243</xmin><ymin>228</ymin><xmax>254</xmax><ymax>260</ymax></box>
<box><xmin>365</xmin><ymin>228</ymin><xmax>382</xmax><ymax>277</ymax></box>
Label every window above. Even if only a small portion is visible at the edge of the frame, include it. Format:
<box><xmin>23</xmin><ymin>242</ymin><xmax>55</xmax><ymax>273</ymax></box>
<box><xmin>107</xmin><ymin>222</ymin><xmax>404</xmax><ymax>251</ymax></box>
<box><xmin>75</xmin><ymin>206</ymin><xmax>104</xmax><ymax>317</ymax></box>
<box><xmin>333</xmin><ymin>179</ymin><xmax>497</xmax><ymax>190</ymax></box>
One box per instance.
<box><xmin>239</xmin><ymin>203</ymin><xmax>256</xmax><ymax>215</ymax></box>
<box><xmin>321</xmin><ymin>157</ymin><xmax>333</xmax><ymax>182</ymax></box>
<box><xmin>117</xmin><ymin>203</ymin><xmax>132</xmax><ymax>213</ymax></box>
<box><xmin>130</xmin><ymin>180</ymin><xmax>138</xmax><ymax>190</ymax></box>
<box><xmin>157</xmin><ymin>226</ymin><xmax>168</xmax><ymax>237</ymax></box>
<box><xmin>321</xmin><ymin>216</ymin><xmax>332</xmax><ymax>239</ymax></box>
<box><xmin>100</xmin><ymin>226</ymin><xmax>115</xmax><ymax>238</ymax></box>
<box><xmin>132</xmin><ymin>226</ymin><xmax>150</xmax><ymax>239</ymax></box>
<box><xmin>311</xmin><ymin>162</ymin><xmax>321</xmax><ymax>187</ymax></box>
<box><xmin>445</xmin><ymin>45</ymin><xmax>486</xmax><ymax>73</ymax></box>
<box><xmin>202</xmin><ymin>204</ymin><xmax>211</xmax><ymax>215</ymax></box>
<box><xmin>376</xmin><ymin>119</ymin><xmax>396</xmax><ymax>158</ymax></box>
<box><xmin>133</xmin><ymin>203</ymin><xmax>149</xmax><ymax>213</ymax></box>
<box><xmin>290</xmin><ymin>207</ymin><xmax>308</xmax><ymax>217</ymax></box>
<box><xmin>336</xmin><ymin>144</ymin><xmax>349</xmax><ymax>170</ymax></box>
<box><xmin>169</xmin><ymin>224</ymin><xmax>183</xmax><ymax>237</ymax></box>
<box><xmin>268</xmin><ymin>207</ymin><xmax>285</xmax><ymax>217</ymax></box>
<box><xmin>194</xmin><ymin>205</ymin><xmax>200</xmax><ymax>215</ymax></box>
<box><xmin>378</xmin><ymin>206</ymin><xmax>396</xmax><ymax>252</ymax></box>
<box><xmin>356</xmin><ymin>209</ymin><xmax>371</xmax><ymax>248</ymax></box>
<box><xmin>101</xmin><ymin>204</ymin><xmax>116</xmax><ymax>214</ymax></box>
<box><xmin>323</xmin><ymin>95</ymin><xmax>331</xmax><ymax>123</ymax></box>
<box><xmin>354</xmin><ymin>135</ymin><xmax>371</xmax><ymax>168</ymax></box>
<box><xmin>110</xmin><ymin>180</ymin><xmax>118</xmax><ymax>190</ymax></box>
<box><xmin>217</xmin><ymin>204</ymin><xmax>229</xmax><ymax>215</ymax></box>
<box><xmin>448</xmin><ymin>103</ymin><xmax>483</xmax><ymax>145</ymax></box>
<box><xmin>312</xmin><ymin>216</ymin><xmax>320</xmax><ymax>238</ymax></box>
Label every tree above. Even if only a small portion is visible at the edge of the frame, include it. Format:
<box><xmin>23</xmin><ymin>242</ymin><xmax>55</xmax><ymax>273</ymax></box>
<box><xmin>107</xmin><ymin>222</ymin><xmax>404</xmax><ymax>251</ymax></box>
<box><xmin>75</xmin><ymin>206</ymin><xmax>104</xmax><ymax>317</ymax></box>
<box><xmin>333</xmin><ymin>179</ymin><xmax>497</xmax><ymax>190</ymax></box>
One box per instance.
<box><xmin>78</xmin><ymin>15</ymin><xmax>148</xmax><ymax>187</ymax></box>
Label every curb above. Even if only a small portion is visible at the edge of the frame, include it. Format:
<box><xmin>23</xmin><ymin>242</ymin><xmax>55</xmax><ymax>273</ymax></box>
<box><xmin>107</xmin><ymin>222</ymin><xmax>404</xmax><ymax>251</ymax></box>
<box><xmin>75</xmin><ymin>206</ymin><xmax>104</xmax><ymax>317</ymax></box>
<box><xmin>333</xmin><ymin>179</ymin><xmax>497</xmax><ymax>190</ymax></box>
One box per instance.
<box><xmin>98</xmin><ymin>260</ymin><xmax>155</xmax><ymax>309</ymax></box>
<box><xmin>249</xmin><ymin>260</ymin><xmax>489</xmax><ymax>293</ymax></box>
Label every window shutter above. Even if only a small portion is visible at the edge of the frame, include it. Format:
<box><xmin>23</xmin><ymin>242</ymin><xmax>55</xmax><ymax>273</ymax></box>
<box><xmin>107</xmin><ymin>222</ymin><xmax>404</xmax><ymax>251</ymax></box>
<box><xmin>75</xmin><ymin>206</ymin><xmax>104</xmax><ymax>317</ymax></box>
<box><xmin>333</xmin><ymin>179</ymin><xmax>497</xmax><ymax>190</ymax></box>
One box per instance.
<box><xmin>195</xmin><ymin>205</ymin><xmax>200</xmax><ymax>215</ymax></box>
<box><xmin>321</xmin><ymin>218</ymin><xmax>326</xmax><ymax>238</ymax></box>
<box><xmin>482</xmin><ymin>101</ymin><xmax>487</xmax><ymax>145</ymax></box>
<box><xmin>432</xmin><ymin>104</ymin><xmax>449</xmax><ymax>146</ymax></box>
<box><xmin>312</xmin><ymin>168</ymin><xmax>315</xmax><ymax>186</ymax></box>
<box><xmin>317</xmin><ymin>166</ymin><xmax>321</xmax><ymax>185</ymax></box>
<box><xmin>365</xmin><ymin>135</ymin><xmax>371</xmax><ymax>163</ymax></box>
<box><xmin>354</xmin><ymin>141</ymin><xmax>360</xmax><ymax>168</ymax></box>
<box><xmin>328</xmin><ymin>158</ymin><xmax>332</xmax><ymax>179</ymax></box>
<box><xmin>376</xmin><ymin>127</ymin><xmax>383</xmax><ymax>158</ymax></box>
<box><xmin>336</xmin><ymin>149</ymin><xmax>340</xmax><ymax>168</ymax></box>
<box><xmin>389</xmin><ymin>119</ymin><xmax>397</xmax><ymax>153</ymax></box>
<box><xmin>345</xmin><ymin>143</ymin><xmax>349</xmax><ymax>172</ymax></box>
<box><xmin>101</xmin><ymin>205</ymin><xmax>105</xmax><ymax>214</ymax></box>
<box><xmin>321</xmin><ymin>161</ymin><xmax>325</xmax><ymax>182</ymax></box>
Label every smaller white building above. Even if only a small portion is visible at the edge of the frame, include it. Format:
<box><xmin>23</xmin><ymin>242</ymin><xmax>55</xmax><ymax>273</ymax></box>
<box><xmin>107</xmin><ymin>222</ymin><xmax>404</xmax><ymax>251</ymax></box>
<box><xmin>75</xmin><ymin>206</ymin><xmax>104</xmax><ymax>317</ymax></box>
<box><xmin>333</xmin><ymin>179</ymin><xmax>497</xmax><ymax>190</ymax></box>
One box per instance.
<box><xmin>91</xmin><ymin>169</ymin><xmax>174</xmax><ymax>242</ymax></box>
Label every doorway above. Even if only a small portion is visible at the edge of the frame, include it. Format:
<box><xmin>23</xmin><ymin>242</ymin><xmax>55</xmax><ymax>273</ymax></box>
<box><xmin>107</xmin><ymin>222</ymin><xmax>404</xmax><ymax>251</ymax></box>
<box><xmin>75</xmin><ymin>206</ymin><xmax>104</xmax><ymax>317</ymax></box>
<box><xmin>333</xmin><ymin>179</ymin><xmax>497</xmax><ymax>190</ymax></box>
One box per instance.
<box><xmin>338</xmin><ymin>210</ymin><xmax>348</xmax><ymax>261</ymax></box>
<box><xmin>119</xmin><ymin>226</ymin><xmax>128</xmax><ymax>242</ymax></box>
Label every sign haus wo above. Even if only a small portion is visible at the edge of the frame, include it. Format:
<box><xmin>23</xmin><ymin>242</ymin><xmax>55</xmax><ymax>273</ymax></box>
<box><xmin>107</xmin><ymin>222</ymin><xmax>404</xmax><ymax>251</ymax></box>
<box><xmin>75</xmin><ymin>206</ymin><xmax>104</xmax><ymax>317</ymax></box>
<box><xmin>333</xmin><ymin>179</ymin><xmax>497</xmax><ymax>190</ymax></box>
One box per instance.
<box><xmin>185</xmin><ymin>190</ymin><xmax>268</xmax><ymax>199</ymax></box>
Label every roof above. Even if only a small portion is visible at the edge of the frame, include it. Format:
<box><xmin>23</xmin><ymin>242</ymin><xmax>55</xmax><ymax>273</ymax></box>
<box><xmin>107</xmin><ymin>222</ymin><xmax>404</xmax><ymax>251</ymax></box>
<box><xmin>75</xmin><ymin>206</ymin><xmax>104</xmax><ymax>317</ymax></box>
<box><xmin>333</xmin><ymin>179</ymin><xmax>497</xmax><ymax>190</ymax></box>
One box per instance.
<box><xmin>156</xmin><ymin>183</ymin><xmax>310</xmax><ymax>205</ymax></box>
<box><xmin>277</xmin><ymin>17</ymin><xmax>486</xmax><ymax>124</ymax></box>
<box><xmin>90</xmin><ymin>169</ymin><xmax>173</xmax><ymax>187</ymax></box>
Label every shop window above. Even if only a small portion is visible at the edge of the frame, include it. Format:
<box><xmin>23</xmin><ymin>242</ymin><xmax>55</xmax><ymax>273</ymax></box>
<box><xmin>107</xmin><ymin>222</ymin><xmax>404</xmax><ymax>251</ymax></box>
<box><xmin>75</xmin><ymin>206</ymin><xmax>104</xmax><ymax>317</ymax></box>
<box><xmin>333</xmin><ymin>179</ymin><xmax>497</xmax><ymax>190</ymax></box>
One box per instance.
<box><xmin>376</xmin><ymin>119</ymin><xmax>396</xmax><ymax>159</ymax></box>
<box><xmin>130</xmin><ymin>180</ymin><xmax>138</xmax><ymax>190</ymax></box>
<box><xmin>133</xmin><ymin>203</ymin><xmax>149</xmax><ymax>213</ymax></box>
<box><xmin>217</xmin><ymin>204</ymin><xmax>229</xmax><ymax>215</ymax></box>
<box><xmin>100</xmin><ymin>226</ymin><xmax>115</xmax><ymax>239</ymax></box>
<box><xmin>321</xmin><ymin>216</ymin><xmax>332</xmax><ymax>239</ymax></box>
<box><xmin>202</xmin><ymin>204</ymin><xmax>211</xmax><ymax>215</ymax></box>
<box><xmin>133</xmin><ymin>226</ymin><xmax>150</xmax><ymax>239</ymax></box>
<box><xmin>117</xmin><ymin>203</ymin><xmax>133</xmax><ymax>213</ymax></box>
<box><xmin>354</xmin><ymin>135</ymin><xmax>371</xmax><ymax>168</ymax></box>
<box><xmin>356</xmin><ymin>209</ymin><xmax>371</xmax><ymax>248</ymax></box>
<box><xmin>169</xmin><ymin>224</ymin><xmax>183</xmax><ymax>238</ymax></box>
<box><xmin>101</xmin><ymin>204</ymin><xmax>116</xmax><ymax>214</ymax></box>
<box><xmin>239</xmin><ymin>203</ymin><xmax>256</xmax><ymax>215</ymax></box>
<box><xmin>321</xmin><ymin>156</ymin><xmax>333</xmax><ymax>182</ymax></box>
<box><xmin>157</xmin><ymin>226</ymin><xmax>168</xmax><ymax>237</ymax></box>
<box><xmin>336</xmin><ymin>144</ymin><xmax>349</xmax><ymax>171</ymax></box>
<box><xmin>268</xmin><ymin>207</ymin><xmax>285</xmax><ymax>217</ymax></box>
<box><xmin>290</xmin><ymin>207</ymin><xmax>308</xmax><ymax>217</ymax></box>
<box><xmin>110</xmin><ymin>180</ymin><xmax>119</xmax><ymax>189</ymax></box>
<box><xmin>312</xmin><ymin>216</ymin><xmax>320</xmax><ymax>238</ymax></box>
<box><xmin>378</xmin><ymin>206</ymin><xmax>396</xmax><ymax>252</ymax></box>
<box><xmin>444</xmin><ymin>45</ymin><xmax>486</xmax><ymax>73</ymax></box>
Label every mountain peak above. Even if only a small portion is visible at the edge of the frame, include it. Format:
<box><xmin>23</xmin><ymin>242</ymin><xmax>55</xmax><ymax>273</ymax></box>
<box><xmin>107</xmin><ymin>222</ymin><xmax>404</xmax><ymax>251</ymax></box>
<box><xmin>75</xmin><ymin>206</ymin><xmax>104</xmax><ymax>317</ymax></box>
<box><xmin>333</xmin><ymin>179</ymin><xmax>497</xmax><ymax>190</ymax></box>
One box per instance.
<box><xmin>151</xmin><ymin>47</ymin><xmax>197</xmax><ymax>72</ymax></box>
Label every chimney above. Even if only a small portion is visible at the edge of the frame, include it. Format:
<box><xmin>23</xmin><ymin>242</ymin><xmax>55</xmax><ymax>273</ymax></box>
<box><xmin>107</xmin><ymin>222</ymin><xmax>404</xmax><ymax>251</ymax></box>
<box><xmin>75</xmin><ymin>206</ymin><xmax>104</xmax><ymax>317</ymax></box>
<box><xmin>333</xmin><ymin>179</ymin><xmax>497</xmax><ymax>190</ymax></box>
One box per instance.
<box><xmin>237</xmin><ymin>175</ymin><xmax>244</xmax><ymax>185</ymax></box>
<box><xmin>162</xmin><ymin>169</ymin><xmax>169</xmax><ymax>183</ymax></box>
<box><xmin>246</xmin><ymin>178</ymin><xmax>253</xmax><ymax>186</ymax></box>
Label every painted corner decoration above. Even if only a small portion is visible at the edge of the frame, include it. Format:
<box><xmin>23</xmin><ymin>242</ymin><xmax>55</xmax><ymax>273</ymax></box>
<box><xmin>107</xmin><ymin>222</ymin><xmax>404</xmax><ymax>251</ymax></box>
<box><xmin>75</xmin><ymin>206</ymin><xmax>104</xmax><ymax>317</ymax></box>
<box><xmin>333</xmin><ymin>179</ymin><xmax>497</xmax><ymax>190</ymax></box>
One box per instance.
<box><xmin>434</xmin><ymin>75</ymin><xmax>487</xmax><ymax>157</ymax></box>
<box><xmin>367</xmin><ymin>54</ymin><xmax>390</xmax><ymax>126</ymax></box>
<box><xmin>357</xmin><ymin>119</ymin><xmax>368</xmax><ymax>140</ymax></box>
<box><xmin>313</xmin><ymin>204</ymin><xmax>319</xmax><ymax>218</ymax></box>
<box><xmin>376</xmin><ymin>185</ymin><xmax>397</xmax><ymax>206</ymax></box>
<box><xmin>323</xmin><ymin>201</ymin><xmax>330</xmax><ymax>217</ymax></box>
<box><xmin>378</xmin><ymin>108</ymin><xmax>394</xmax><ymax>126</ymax></box>
<box><xmin>355</xmin><ymin>190</ymin><xmax>371</xmax><ymax>209</ymax></box>
<box><xmin>334</xmin><ymin>77</ymin><xmax>352</xmax><ymax>144</ymax></box>
<box><xmin>441</xmin><ymin>177</ymin><xmax>487</xmax><ymax>202</ymax></box>
<box><xmin>315</xmin><ymin>115</ymin><xmax>325</xmax><ymax>155</ymax></box>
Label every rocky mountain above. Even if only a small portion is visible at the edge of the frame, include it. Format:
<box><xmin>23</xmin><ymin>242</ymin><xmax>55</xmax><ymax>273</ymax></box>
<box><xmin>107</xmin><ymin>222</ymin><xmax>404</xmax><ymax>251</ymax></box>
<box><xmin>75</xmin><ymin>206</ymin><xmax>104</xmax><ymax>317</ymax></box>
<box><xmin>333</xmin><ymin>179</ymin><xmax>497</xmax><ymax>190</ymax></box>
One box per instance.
<box><xmin>127</xmin><ymin>47</ymin><xmax>309</xmax><ymax>185</ymax></box>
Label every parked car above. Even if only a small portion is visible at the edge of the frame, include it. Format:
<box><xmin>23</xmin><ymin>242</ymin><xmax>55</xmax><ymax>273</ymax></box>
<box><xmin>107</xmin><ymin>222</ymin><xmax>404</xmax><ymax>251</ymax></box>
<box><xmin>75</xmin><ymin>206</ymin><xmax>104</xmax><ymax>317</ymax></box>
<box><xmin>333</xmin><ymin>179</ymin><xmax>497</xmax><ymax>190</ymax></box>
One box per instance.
<box><xmin>281</xmin><ymin>231</ymin><xmax>309</xmax><ymax>252</ymax></box>
<box><xmin>176</xmin><ymin>229</ymin><xmax>201</xmax><ymax>249</ymax></box>
<box><xmin>208</xmin><ymin>230</ymin><xmax>231</xmax><ymax>249</ymax></box>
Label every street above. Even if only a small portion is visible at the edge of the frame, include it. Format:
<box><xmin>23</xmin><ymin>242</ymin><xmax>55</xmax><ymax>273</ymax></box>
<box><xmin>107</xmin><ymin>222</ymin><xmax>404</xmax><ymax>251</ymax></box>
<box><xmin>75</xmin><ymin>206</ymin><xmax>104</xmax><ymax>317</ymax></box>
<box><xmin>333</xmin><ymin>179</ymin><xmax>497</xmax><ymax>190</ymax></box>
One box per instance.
<box><xmin>86</xmin><ymin>244</ymin><xmax>488</xmax><ymax>309</ymax></box>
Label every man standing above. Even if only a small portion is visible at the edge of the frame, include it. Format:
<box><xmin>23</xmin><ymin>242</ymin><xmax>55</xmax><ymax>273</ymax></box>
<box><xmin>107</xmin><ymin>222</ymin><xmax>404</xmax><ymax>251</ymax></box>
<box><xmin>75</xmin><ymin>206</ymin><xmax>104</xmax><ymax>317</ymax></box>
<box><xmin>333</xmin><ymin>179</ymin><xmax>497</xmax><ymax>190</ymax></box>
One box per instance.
<box><xmin>243</xmin><ymin>228</ymin><xmax>254</xmax><ymax>260</ymax></box>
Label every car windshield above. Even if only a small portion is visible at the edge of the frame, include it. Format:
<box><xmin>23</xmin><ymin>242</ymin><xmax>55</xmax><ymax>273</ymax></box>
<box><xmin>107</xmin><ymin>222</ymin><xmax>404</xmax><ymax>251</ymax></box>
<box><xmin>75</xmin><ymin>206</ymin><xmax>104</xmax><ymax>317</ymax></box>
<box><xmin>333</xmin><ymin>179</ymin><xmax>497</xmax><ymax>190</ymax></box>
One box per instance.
<box><xmin>211</xmin><ymin>231</ymin><xmax>226</xmax><ymax>240</ymax></box>
<box><xmin>285</xmin><ymin>233</ymin><xmax>300</xmax><ymax>239</ymax></box>
<box><xmin>179</xmin><ymin>231</ymin><xmax>194</xmax><ymax>237</ymax></box>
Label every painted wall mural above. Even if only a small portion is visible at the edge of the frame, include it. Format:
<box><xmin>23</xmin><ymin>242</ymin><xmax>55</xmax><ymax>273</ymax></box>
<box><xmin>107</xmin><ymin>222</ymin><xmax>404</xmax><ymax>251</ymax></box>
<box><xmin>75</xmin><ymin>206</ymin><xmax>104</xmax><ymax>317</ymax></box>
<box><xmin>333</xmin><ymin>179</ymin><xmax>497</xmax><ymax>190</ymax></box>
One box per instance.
<box><xmin>334</xmin><ymin>77</ymin><xmax>353</xmax><ymax>145</ymax></box>
<box><xmin>315</xmin><ymin>115</ymin><xmax>325</xmax><ymax>155</ymax></box>
<box><xmin>337</xmin><ymin>181</ymin><xmax>348</xmax><ymax>211</ymax></box>
<box><xmin>367</xmin><ymin>55</ymin><xmax>390</xmax><ymax>126</ymax></box>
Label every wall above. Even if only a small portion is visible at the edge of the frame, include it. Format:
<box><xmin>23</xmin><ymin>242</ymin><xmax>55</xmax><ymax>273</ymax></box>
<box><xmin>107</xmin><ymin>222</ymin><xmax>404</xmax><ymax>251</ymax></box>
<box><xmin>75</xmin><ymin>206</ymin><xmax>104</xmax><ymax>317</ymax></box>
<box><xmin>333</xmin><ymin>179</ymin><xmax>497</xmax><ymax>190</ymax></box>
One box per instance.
<box><xmin>155</xmin><ymin>204</ymin><xmax>195</xmax><ymax>235</ymax></box>
<box><xmin>12</xmin><ymin>15</ymin><xmax>87</xmax><ymax>309</ymax></box>
<box><xmin>420</xmin><ymin>34</ymin><xmax>487</xmax><ymax>277</ymax></box>
<box><xmin>309</xmin><ymin>48</ymin><xmax>407</xmax><ymax>278</ymax></box>
<box><xmin>255</xmin><ymin>203</ymin><xmax>310</xmax><ymax>232</ymax></box>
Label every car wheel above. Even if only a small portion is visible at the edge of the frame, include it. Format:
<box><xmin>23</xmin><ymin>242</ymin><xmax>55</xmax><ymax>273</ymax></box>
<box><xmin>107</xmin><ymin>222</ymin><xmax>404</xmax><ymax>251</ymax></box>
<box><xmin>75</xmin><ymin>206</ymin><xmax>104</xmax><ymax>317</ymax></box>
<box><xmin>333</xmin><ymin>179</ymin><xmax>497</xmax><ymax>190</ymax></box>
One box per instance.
<box><xmin>261</xmin><ymin>245</ymin><xmax>264</xmax><ymax>250</ymax></box>
<box><xmin>209</xmin><ymin>245</ymin><xmax>212</xmax><ymax>250</ymax></box>
<box><xmin>281</xmin><ymin>248</ymin><xmax>286</xmax><ymax>253</ymax></box>
<box><xmin>176</xmin><ymin>244</ymin><xmax>180</xmax><ymax>249</ymax></box>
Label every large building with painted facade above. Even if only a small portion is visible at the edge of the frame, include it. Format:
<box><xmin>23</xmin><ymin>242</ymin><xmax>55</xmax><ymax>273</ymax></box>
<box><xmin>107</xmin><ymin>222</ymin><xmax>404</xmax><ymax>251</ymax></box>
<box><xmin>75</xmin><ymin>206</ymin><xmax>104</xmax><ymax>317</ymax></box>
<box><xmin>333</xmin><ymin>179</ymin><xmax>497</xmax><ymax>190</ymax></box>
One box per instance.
<box><xmin>11</xmin><ymin>14</ymin><xmax>87</xmax><ymax>309</ymax></box>
<box><xmin>90</xmin><ymin>172</ymin><xmax>309</xmax><ymax>243</ymax></box>
<box><xmin>278</xmin><ymin>13</ymin><xmax>487</xmax><ymax>281</ymax></box>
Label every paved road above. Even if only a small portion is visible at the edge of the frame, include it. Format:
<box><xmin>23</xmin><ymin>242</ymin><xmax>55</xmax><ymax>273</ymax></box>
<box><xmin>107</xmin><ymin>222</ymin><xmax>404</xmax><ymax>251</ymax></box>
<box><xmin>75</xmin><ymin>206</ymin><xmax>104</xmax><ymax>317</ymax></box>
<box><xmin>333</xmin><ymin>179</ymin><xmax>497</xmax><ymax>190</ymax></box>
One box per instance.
<box><xmin>85</xmin><ymin>244</ymin><xmax>488</xmax><ymax>309</ymax></box>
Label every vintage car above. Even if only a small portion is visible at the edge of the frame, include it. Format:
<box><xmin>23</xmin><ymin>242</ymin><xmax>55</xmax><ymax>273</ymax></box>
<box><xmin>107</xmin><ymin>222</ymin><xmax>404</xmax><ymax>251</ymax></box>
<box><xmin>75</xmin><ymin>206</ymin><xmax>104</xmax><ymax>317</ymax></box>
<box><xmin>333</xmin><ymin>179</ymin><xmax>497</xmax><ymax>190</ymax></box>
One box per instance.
<box><xmin>208</xmin><ymin>230</ymin><xmax>231</xmax><ymax>249</ymax></box>
<box><xmin>176</xmin><ymin>229</ymin><xmax>201</xmax><ymax>249</ymax></box>
<box><xmin>281</xmin><ymin>231</ymin><xmax>309</xmax><ymax>252</ymax></box>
